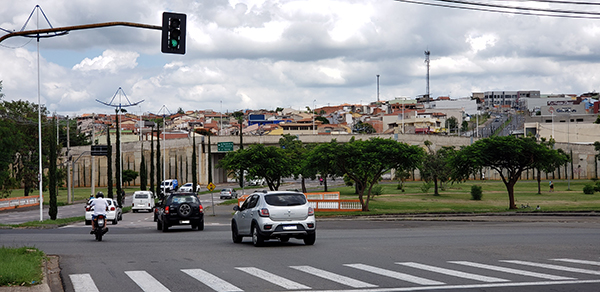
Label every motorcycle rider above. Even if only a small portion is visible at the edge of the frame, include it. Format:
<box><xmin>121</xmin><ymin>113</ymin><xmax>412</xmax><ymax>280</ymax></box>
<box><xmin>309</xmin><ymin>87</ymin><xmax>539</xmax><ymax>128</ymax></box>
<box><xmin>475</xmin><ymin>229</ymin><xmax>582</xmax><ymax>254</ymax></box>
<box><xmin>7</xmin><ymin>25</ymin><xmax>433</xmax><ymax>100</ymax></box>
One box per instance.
<box><xmin>89</xmin><ymin>191</ymin><xmax>108</xmax><ymax>234</ymax></box>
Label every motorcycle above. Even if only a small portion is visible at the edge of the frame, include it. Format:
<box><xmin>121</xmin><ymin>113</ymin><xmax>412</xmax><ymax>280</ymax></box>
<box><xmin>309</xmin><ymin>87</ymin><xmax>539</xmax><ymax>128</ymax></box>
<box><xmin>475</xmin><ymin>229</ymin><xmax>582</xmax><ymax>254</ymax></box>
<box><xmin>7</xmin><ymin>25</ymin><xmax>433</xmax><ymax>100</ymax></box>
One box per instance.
<box><xmin>92</xmin><ymin>215</ymin><xmax>108</xmax><ymax>241</ymax></box>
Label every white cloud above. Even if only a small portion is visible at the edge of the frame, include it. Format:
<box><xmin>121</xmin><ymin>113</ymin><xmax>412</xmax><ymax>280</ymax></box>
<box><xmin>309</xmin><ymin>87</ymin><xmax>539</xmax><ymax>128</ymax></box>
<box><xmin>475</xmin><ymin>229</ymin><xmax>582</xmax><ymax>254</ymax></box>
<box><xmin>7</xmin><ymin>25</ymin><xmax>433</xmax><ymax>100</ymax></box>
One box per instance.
<box><xmin>73</xmin><ymin>50</ymin><xmax>139</xmax><ymax>74</ymax></box>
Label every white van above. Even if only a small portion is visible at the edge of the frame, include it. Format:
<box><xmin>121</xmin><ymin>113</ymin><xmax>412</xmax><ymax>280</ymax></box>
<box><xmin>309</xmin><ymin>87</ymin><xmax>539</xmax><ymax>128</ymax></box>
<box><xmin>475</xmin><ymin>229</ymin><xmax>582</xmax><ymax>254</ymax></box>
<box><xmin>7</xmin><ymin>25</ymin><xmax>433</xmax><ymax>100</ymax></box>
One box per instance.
<box><xmin>131</xmin><ymin>191</ymin><xmax>154</xmax><ymax>213</ymax></box>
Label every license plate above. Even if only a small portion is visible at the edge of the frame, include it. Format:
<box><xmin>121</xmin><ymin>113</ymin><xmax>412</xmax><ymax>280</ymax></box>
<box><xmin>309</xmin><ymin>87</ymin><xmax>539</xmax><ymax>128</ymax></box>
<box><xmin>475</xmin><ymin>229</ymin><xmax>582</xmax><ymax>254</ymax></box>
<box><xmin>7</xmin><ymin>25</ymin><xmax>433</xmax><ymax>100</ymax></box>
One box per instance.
<box><xmin>283</xmin><ymin>225</ymin><xmax>297</xmax><ymax>230</ymax></box>
<box><xmin>179</xmin><ymin>220</ymin><xmax>190</xmax><ymax>224</ymax></box>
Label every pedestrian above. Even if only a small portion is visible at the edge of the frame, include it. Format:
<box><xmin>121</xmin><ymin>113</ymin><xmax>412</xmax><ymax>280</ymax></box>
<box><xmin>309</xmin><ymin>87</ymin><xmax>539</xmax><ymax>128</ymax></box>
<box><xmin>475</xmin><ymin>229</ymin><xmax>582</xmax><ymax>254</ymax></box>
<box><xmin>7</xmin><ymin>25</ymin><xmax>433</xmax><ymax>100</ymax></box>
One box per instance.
<box><xmin>319</xmin><ymin>177</ymin><xmax>323</xmax><ymax>185</ymax></box>
<box><xmin>549</xmin><ymin>181</ymin><xmax>554</xmax><ymax>192</ymax></box>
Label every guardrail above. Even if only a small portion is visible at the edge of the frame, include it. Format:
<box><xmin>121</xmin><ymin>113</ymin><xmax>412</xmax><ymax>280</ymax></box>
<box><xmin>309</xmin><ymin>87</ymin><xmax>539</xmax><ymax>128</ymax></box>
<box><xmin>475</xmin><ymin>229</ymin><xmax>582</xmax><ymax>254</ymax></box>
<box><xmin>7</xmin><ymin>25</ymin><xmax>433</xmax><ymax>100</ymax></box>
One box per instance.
<box><xmin>0</xmin><ymin>196</ymin><xmax>41</xmax><ymax>211</ymax></box>
<box><xmin>237</xmin><ymin>191</ymin><xmax>362</xmax><ymax>212</ymax></box>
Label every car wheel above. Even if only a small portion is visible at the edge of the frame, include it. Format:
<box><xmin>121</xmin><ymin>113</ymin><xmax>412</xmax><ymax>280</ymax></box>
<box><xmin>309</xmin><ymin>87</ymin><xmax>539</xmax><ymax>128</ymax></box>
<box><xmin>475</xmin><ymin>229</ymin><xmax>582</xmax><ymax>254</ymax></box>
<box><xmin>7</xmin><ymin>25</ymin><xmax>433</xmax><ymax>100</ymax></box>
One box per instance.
<box><xmin>231</xmin><ymin>221</ymin><xmax>242</xmax><ymax>243</ymax></box>
<box><xmin>85</xmin><ymin>220</ymin><xmax>91</xmax><ymax>226</ymax></box>
<box><xmin>112</xmin><ymin>218</ymin><xmax>118</xmax><ymax>225</ymax></box>
<box><xmin>179</xmin><ymin>203</ymin><xmax>191</xmax><ymax>217</ymax></box>
<box><xmin>162</xmin><ymin>219</ymin><xmax>169</xmax><ymax>232</ymax></box>
<box><xmin>118</xmin><ymin>213</ymin><xmax>123</xmax><ymax>220</ymax></box>
<box><xmin>133</xmin><ymin>209</ymin><xmax>137</xmax><ymax>213</ymax></box>
<box><xmin>154</xmin><ymin>213</ymin><xmax>157</xmax><ymax>222</ymax></box>
<box><xmin>157</xmin><ymin>220</ymin><xmax>162</xmax><ymax>230</ymax></box>
<box><xmin>304</xmin><ymin>232</ymin><xmax>316</xmax><ymax>245</ymax></box>
<box><xmin>252</xmin><ymin>224</ymin><xmax>264</xmax><ymax>247</ymax></box>
<box><xmin>198</xmin><ymin>219</ymin><xmax>204</xmax><ymax>231</ymax></box>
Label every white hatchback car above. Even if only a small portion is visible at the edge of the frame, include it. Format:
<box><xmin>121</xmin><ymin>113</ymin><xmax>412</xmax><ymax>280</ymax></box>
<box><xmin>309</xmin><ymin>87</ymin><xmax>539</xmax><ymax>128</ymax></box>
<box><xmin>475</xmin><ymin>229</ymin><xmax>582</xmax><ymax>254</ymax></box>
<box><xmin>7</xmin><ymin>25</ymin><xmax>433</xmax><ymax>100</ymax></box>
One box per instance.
<box><xmin>85</xmin><ymin>198</ymin><xmax>122</xmax><ymax>225</ymax></box>
<box><xmin>231</xmin><ymin>191</ymin><xmax>316</xmax><ymax>246</ymax></box>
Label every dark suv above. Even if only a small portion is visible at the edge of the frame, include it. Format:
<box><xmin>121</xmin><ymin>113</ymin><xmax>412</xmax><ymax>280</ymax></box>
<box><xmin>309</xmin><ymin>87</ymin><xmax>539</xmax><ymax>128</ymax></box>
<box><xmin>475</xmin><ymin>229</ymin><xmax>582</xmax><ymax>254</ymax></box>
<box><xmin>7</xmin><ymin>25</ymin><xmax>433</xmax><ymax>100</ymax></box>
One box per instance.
<box><xmin>156</xmin><ymin>192</ymin><xmax>204</xmax><ymax>231</ymax></box>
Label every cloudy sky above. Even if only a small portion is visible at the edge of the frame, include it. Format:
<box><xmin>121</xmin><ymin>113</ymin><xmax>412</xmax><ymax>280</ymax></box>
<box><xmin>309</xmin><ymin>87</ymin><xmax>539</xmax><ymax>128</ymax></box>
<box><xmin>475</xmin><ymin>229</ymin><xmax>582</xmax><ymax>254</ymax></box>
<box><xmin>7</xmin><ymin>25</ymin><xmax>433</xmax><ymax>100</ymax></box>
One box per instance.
<box><xmin>1</xmin><ymin>0</ymin><xmax>600</xmax><ymax>116</ymax></box>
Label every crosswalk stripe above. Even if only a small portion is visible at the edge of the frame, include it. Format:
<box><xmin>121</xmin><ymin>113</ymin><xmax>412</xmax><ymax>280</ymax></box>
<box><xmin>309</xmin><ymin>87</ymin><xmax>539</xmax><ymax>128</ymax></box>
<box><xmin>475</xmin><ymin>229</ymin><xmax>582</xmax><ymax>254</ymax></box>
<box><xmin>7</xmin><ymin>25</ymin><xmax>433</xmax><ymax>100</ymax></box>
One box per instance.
<box><xmin>69</xmin><ymin>274</ymin><xmax>100</xmax><ymax>292</ymax></box>
<box><xmin>449</xmin><ymin>261</ymin><xmax>575</xmax><ymax>280</ymax></box>
<box><xmin>235</xmin><ymin>267</ymin><xmax>311</xmax><ymax>290</ymax></box>
<box><xmin>396</xmin><ymin>262</ymin><xmax>509</xmax><ymax>283</ymax></box>
<box><xmin>125</xmin><ymin>271</ymin><xmax>171</xmax><ymax>292</ymax></box>
<box><xmin>344</xmin><ymin>263</ymin><xmax>445</xmax><ymax>285</ymax></box>
<box><xmin>502</xmin><ymin>260</ymin><xmax>600</xmax><ymax>276</ymax></box>
<box><xmin>290</xmin><ymin>265</ymin><xmax>378</xmax><ymax>288</ymax></box>
<box><xmin>181</xmin><ymin>269</ymin><xmax>244</xmax><ymax>292</ymax></box>
<box><xmin>551</xmin><ymin>258</ymin><xmax>600</xmax><ymax>266</ymax></box>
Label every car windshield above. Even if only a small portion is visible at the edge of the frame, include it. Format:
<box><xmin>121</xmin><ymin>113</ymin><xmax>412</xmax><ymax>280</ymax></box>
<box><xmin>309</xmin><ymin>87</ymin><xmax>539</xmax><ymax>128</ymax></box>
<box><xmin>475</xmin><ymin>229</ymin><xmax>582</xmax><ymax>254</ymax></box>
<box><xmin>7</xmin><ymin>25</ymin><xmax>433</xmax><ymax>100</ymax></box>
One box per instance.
<box><xmin>264</xmin><ymin>193</ymin><xmax>306</xmax><ymax>206</ymax></box>
<box><xmin>135</xmin><ymin>194</ymin><xmax>149</xmax><ymax>199</ymax></box>
<box><xmin>167</xmin><ymin>195</ymin><xmax>198</xmax><ymax>204</ymax></box>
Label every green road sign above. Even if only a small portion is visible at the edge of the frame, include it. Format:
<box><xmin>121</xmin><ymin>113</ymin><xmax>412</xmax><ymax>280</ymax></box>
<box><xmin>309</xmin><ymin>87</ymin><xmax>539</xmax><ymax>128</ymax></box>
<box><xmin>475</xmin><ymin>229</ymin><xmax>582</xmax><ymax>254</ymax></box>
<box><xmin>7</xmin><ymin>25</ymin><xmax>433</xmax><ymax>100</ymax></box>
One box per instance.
<box><xmin>217</xmin><ymin>142</ymin><xmax>234</xmax><ymax>152</ymax></box>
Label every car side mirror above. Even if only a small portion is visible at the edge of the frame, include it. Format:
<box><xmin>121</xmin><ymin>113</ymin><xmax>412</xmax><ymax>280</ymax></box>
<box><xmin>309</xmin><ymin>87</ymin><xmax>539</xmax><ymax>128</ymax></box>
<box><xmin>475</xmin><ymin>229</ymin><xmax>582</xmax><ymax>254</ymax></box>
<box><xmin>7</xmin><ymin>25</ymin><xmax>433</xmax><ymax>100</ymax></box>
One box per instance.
<box><xmin>233</xmin><ymin>205</ymin><xmax>240</xmax><ymax>211</ymax></box>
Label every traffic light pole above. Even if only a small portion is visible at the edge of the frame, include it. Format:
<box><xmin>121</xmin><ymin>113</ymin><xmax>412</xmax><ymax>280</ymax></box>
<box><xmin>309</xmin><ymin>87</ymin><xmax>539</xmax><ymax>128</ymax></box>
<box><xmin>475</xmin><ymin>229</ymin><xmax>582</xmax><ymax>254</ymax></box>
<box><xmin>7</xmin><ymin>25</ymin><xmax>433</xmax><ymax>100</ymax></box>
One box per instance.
<box><xmin>0</xmin><ymin>22</ymin><xmax>161</xmax><ymax>43</ymax></box>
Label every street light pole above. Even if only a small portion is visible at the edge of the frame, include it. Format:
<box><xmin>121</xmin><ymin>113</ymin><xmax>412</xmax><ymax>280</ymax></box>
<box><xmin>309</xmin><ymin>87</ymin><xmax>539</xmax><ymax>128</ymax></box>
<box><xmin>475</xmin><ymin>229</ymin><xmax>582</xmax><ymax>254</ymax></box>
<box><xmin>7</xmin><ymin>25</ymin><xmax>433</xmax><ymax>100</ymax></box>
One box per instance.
<box><xmin>312</xmin><ymin>100</ymin><xmax>316</xmax><ymax>134</ymax></box>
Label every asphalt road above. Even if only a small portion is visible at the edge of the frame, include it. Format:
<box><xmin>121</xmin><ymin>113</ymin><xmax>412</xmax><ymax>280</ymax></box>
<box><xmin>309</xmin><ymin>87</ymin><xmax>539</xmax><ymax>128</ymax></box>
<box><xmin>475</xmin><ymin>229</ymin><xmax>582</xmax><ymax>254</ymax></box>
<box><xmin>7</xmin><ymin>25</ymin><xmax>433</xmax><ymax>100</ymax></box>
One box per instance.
<box><xmin>1</xmin><ymin>206</ymin><xmax>599</xmax><ymax>292</ymax></box>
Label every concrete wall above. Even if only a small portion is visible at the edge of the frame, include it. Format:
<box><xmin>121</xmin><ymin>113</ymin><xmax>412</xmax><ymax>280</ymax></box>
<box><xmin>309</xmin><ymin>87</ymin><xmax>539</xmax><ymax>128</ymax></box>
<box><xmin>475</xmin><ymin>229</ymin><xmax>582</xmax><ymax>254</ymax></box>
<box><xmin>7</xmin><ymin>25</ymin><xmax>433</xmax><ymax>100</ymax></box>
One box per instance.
<box><xmin>67</xmin><ymin>133</ymin><xmax>599</xmax><ymax>189</ymax></box>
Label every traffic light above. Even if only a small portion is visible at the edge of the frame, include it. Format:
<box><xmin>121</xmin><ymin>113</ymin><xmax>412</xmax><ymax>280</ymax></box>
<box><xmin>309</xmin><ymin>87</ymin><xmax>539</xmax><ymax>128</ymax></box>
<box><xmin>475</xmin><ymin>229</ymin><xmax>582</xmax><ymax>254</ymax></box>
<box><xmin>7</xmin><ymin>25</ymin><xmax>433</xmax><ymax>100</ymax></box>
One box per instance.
<box><xmin>161</xmin><ymin>12</ymin><xmax>186</xmax><ymax>55</ymax></box>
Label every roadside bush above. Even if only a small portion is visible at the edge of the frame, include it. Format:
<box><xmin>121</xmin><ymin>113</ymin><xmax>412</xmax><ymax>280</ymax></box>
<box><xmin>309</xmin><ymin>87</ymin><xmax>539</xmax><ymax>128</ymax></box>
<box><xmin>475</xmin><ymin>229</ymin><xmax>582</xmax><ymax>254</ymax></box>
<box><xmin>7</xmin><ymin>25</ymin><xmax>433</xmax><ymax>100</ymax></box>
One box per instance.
<box><xmin>371</xmin><ymin>184</ymin><xmax>383</xmax><ymax>198</ymax></box>
<box><xmin>420</xmin><ymin>181</ymin><xmax>433</xmax><ymax>193</ymax></box>
<box><xmin>471</xmin><ymin>185</ymin><xmax>483</xmax><ymax>200</ymax></box>
<box><xmin>583</xmin><ymin>184</ymin><xmax>595</xmax><ymax>195</ymax></box>
<box><xmin>595</xmin><ymin>181</ymin><xmax>600</xmax><ymax>192</ymax></box>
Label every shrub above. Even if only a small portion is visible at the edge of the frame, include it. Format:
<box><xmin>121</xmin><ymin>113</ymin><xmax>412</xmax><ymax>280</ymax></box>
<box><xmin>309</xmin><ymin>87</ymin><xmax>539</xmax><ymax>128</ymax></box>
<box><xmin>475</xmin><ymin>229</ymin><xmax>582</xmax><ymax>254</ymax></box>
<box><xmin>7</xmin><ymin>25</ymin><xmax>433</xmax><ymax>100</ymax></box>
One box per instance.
<box><xmin>371</xmin><ymin>184</ymin><xmax>383</xmax><ymax>197</ymax></box>
<box><xmin>420</xmin><ymin>181</ymin><xmax>433</xmax><ymax>193</ymax></box>
<box><xmin>471</xmin><ymin>185</ymin><xmax>483</xmax><ymax>200</ymax></box>
<box><xmin>595</xmin><ymin>181</ymin><xmax>600</xmax><ymax>192</ymax></box>
<box><xmin>583</xmin><ymin>184</ymin><xmax>595</xmax><ymax>195</ymax></box>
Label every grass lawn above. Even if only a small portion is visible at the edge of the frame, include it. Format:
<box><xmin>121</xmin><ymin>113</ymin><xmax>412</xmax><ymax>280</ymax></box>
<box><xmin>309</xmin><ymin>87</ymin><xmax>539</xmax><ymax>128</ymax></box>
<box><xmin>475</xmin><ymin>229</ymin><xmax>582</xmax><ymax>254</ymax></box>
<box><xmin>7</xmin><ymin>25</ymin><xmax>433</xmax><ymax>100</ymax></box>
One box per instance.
<box><xmin>316</xmin><ymin>179</ymin><xmax>600</xmax><ymax>216</ymax></box>
<box><xmin>0</xmin><ymin>247</ymin><xmax>45</xmax><ymax>287</ymax></box>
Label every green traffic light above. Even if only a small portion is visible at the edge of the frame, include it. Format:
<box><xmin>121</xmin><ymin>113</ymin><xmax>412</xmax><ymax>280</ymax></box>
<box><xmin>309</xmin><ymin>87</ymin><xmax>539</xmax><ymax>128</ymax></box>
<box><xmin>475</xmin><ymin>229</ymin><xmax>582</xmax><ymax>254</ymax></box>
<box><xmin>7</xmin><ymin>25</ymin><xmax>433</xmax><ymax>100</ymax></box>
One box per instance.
<box><xmin>170</xmin><ymin>39</ymin><xmax>179</xmax><ymax>48</ymax></box>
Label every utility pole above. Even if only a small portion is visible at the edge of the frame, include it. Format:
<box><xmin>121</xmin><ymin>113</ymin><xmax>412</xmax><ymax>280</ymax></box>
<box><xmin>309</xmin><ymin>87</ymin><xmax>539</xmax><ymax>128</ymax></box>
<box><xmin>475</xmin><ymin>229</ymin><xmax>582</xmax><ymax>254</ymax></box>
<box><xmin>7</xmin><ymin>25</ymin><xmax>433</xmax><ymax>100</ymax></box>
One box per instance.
<box><xmin>91</xmin><ymin>114</ymin><xmax>95</xmax><ymax>196</ymax></box>
<box><xmin>425</xmin><ymin>50</ymin><xmax>431</xmax><ymax>106</ymax></box>
<box><xmin>67</xmin><ymin>116</ymin><xmax>71</xmax><ymax>204</ymax></box>
<box><xmin>376</xmin><ymin>75</ymin><xmax>380</xmax><ymax>103</ymax></box>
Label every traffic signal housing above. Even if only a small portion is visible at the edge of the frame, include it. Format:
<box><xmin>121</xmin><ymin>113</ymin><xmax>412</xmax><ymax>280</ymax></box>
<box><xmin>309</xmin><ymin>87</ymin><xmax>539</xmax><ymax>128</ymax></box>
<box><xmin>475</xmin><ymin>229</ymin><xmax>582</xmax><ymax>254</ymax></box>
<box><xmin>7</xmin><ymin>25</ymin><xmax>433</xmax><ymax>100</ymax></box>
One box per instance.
<box><xmin>162</xmin><ymin>12</ymin><xmax>186</xmax><ymax>55</ymax></box>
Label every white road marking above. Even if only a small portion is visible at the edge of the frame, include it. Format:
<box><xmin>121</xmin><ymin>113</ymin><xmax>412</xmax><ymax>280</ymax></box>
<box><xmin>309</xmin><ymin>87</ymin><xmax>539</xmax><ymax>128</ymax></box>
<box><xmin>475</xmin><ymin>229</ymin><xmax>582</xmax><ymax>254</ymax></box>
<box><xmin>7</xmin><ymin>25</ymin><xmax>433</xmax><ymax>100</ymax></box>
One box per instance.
<box><xmin>344</xmin><ymin>263</ymin><xmax>445</xmax><ymax>285</ymax></box>
<box><xmin>125</xmin><ymin>270</ymin><xmax>171</xmax><ymax>292</ymax></box>
<box><xmin>289</xmin><ymin>279</ymin><xmax>600</xmax><ymax>292</ymax></box>
<box><xmin>69</xmin><ymin>274</ymin><xmax>99</xmax><ymax>292</ymax></box>
<box><xmin>182</xmin><ymin>268</ymin><xmax>244</xmax><ymax>292</ymax></box>
<box><xmin>502</xmin><ymin>260</ymin><xmax>600</xmax><ymax>275</ymax></box>
<box><xmin>290</xmin><ymin>265</ymin><xmax>378</xmax><ymax>288</ymax></box>
<box><xmin>449</xmin><ymin>261</ymin><xmax>575</xmax><ymax>280</ymax></box>
<box><xmin>235</xmin><ymin>267</ymin><xmax>311</xmax><ymax>290</ymax></box>
<box><xmin>551</xmin><ymin>258</ymin><xmax>600</xmax><ymax>266</ymax></box>
<box><xmin>396</xmin><ymin>262</ymin><xmax>509</xmax><ymax>282</ymax></box>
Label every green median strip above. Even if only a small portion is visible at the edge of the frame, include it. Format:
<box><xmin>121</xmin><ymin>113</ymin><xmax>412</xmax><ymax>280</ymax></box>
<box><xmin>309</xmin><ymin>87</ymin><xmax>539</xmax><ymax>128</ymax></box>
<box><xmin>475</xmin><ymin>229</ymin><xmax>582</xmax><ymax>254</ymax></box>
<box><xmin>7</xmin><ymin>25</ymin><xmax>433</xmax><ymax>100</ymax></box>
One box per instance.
<box><xmin>0</xmin><ymin>246</ymin><xmax>45</xmax><ymax>287</ymax></box>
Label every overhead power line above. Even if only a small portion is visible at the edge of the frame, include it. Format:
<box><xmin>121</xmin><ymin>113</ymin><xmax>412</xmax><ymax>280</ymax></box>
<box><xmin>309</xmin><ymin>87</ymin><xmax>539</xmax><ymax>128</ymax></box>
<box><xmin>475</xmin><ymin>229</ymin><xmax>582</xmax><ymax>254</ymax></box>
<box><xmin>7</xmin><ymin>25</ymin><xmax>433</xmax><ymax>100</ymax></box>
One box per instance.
<box><xmin>394</xmin><ymin>0</ymin><xmax>600</xmax><ymax>19</ymax></box>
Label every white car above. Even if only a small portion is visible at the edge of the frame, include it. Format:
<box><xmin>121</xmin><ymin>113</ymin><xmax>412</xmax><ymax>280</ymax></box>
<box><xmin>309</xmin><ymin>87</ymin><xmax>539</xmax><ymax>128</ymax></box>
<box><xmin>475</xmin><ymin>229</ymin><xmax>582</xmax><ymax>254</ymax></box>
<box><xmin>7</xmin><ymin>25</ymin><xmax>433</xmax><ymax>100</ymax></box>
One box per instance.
<box><xmin>179</xmin><ymin>183</ymin><xmax>201</xmax><ymax>192</ymax></box>
<box><xmin>131</xmin><ymin>191</ymin><xmax>154</xmax><ymax>213</ymax></box>
<box><xmin>85</xmin><ymin>198</ymin><xmax>122</xmax><ymax>225</ymax></box>
<box><xmin>231</xmin><ymin>191</ymin><xmax>316</xmax><ymax>246</ymax></box>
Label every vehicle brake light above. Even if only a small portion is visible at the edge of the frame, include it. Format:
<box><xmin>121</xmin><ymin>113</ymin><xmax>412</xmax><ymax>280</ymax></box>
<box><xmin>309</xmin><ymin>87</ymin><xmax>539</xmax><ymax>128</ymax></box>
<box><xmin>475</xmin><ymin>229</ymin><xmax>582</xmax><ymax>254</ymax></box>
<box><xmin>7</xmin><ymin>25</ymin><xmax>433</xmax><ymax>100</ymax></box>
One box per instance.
<box><xmin>308</xmin><ymin>207</ymin><xmax>314</xmax><ymax>216</ymax></box>
<box><xmin>199</xmin><ymin>205</ymin><xmax>204</xmax><ymax>213</ymax></box>
<box><xmin>132</xmin><ymin>203</ymin><xmax>134</xmax><ymax>207</ymax></box>
<box><xmin>110</xmin><ymin>207</ymin><xmax>115</xmax><ymax>211</ymax></box>
<box><xmin>259</xmin><ymin>208</ymin><xmax>270</xmax><ymax>217</ymax></box>
<box><xmin>85</xmin><ymin>207</ymin><xmax>90</xmax><ymax>211</ymax></box>
<box><xmin>165</xmin><ymin>206</ymin><xmax>170</xmax><ymax>214</ymax></box>
<box><xmin>148</xmin><ymin>203</ymin><xmax>151</xmax><ymax>207</ymax></box>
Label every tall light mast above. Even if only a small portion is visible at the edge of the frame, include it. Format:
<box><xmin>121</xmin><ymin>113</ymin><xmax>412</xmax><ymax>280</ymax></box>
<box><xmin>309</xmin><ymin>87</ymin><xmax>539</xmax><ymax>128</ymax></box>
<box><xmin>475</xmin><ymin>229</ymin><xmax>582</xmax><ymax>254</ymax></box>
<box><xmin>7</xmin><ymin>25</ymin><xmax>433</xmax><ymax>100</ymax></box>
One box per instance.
<box><xmin>425</xmin><ymin>50</ymin><xmax>430</xmax><ymax>105</ymax></box>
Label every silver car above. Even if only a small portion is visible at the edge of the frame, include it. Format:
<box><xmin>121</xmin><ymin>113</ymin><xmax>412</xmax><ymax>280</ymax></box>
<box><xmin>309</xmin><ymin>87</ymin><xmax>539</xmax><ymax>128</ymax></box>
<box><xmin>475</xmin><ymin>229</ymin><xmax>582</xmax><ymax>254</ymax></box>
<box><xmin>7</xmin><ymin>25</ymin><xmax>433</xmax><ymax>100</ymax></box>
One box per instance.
<box><xmin>231</xmin><ymin>191</ymin><xmax>316</xmax><ymax>246</ymax></box>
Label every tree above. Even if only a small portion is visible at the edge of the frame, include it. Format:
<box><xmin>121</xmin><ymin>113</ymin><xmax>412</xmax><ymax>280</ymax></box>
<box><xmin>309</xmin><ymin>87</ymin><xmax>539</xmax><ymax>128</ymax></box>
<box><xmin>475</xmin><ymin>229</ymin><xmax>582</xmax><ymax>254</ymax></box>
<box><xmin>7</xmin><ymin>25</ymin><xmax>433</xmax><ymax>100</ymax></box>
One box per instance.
<box><xmin>533</xmin><ymin>138</ymin><xmax>568</xmax><ymax>194</ymax></box>
<box><xmin>315</xmin><ymin>116</ymin><xmax>329</xmax><ymax>124</ymax></box>
<box><xmin>177</xmin><ymin>107</ymin><xmax>185</xmax><ymax>114</ymax></box>
<box><xmin>449</xmin><ymin>136</ymin><xmax>569</xmax><ymax>209</ymax></box>
<box><xmin>461</xmin><ymin>120</ymin><xmax>469</xmax><ymax>132</ymax></box>
<box><xmin>106</xmin><ymin>126</ymin><xmax>113</xmax><ymax>199</ymax></box>
<box><xmin>445</xmin><ymin>117</ymin><xmax>458</xmax><ymax>133</ymax></box>
<box><xmin>279</xmin><ymin>134</ymin><xmax>309</xmax><ymax>190</ymax></box>
<box><xmin>115</xmin><ymin>109</ymin><xmax>125</xmax><ymax>207</ymax></box>
<box><xmin>192</xmin><ymin>132</ymin><xmax>197</xmax><ymax>192</ymax></box>
<box><xmin>420</xmin><ymin>141</ymin><xmax>455</xmax><ymax>196</ymax></box>
<box><xmin>122</xmin><ymin>169</ymin><xmax>139</xmax><ymax>185</ymax></box>
<box><xmin>218</xmin><ymin>144</ymin><xmax>292</xmax><ymax>191</ymax></box>
<box><xmin>304</xmin><ymin>139</ymin><xmax>342</xmax><ymax>192</ymax></box>
<box><xmin>334</xmin><ymin>137</ymin><xmax>425</xmax><ymax>211</ymax></box>
<box><xmin>232</xmin><ymin>111</ymin><xmax>245</xmax><ymax>188</ymax></box>
<box><xmin>156</xmin><ymin>124</ymin><xmax>162</xmax><ymax>198</ymax></box>
<box><xmin>48</xmin><ymin>117</ymin><xmax>58</xmax><ymax>220</ymax></box>
<box><xmin>353</xmin><ymin>121</ymin><xmax>376</xmax><ymax>134</ymax></box>
<box><xmin>139</xmin><ymin>154</ymin><xmax>147</xmax><ymax>190</ymax></box>
<box><xmin>150</xmin><ymin>125</ymin><xmax>155</xmax><ymax>196</ymax></box>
